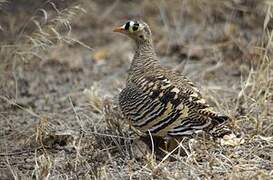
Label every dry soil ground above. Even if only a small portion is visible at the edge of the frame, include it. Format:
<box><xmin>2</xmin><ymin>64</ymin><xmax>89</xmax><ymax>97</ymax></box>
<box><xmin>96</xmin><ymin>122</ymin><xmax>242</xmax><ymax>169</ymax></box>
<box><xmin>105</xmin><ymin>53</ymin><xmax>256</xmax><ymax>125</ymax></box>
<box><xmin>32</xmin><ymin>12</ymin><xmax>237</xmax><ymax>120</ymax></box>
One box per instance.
<box><xmin>0</xmin><ymin>0</ymin><xmax>273</xmax><ymax>179</ymax></box>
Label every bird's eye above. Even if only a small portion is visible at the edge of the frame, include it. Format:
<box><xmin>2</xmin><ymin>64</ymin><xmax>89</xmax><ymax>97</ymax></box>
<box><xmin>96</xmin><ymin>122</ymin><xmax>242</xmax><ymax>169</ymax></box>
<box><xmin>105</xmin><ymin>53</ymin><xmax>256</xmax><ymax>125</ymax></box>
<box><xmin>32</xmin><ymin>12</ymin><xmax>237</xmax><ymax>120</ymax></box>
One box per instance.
<box><xmin>129</xmin><ymin>23</ymin><xmax>139</xmax><ymax>32</ymax></box>
<box><xmin>132</xmin><ymin>23</ymin><xmax>139</xmax><ymax>31</ymax></box>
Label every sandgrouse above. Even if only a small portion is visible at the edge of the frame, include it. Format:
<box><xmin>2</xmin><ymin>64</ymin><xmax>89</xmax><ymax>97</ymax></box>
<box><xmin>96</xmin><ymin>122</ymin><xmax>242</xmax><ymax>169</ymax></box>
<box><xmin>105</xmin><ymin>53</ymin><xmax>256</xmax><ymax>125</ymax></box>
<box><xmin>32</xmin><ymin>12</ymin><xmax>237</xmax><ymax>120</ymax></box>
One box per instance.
<box><xmin>114</xmin><ymin>20</ymin><xmax>232</xmax><ymax>140</ymax></box>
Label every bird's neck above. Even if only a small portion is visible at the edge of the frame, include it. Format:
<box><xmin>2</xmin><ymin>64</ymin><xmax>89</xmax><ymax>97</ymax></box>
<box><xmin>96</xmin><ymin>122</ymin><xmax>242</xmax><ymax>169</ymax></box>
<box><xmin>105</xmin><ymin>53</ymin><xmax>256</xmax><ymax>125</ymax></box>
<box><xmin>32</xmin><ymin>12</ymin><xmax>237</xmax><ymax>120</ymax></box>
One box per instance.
<box><xmin>129</xmin><ymin>39</ymin><xmax>158</xmax><ymax>74</ymax></box>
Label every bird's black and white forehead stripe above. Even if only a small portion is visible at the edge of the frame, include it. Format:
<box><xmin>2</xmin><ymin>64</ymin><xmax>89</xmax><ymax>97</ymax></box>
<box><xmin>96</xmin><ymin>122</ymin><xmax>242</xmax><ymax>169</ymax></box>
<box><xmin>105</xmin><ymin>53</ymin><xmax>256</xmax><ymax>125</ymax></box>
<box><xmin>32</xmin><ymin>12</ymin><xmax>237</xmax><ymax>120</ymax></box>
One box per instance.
<box><xmin>124</xmin><ymin>21</ymin><xmax>140</xmax><ymax>30</ymax></box>
<box><xmin>124</xmin><ymin>21</ymin><xmax>130</xmax><ymax>30</ymax></box>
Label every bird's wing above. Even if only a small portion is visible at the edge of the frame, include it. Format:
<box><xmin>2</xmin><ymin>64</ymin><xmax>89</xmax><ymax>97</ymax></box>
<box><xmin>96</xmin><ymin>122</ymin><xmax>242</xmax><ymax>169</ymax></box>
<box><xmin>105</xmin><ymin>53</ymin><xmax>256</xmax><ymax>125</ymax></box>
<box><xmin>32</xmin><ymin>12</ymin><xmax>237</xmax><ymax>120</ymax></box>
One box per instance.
<box><xmin>167</xmin><ymin>70</ymin><xmax>204</xmax><ymax>100</ymax></box>
<box><xmin>155</xmin><ymin>72</ymin><xmax>232</xmax><ymax>137</ymax></box>
<box><xmin>164</xmin><ymin>70</ymin><xmax>228</xmax><ymax>117</ymax></box>
<box><xmin>120</xmin><ymin>73</ymin><xmax>229</xmax><ymax>137</ymax></box>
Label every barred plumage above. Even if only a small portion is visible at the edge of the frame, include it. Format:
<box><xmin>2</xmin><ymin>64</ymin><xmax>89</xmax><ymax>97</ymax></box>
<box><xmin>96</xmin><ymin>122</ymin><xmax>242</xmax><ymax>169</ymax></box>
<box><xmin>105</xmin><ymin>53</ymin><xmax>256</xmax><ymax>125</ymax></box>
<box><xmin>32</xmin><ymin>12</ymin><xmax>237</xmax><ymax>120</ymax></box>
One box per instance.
<box><xmin>114</xmin><ymin>20</ymin><xmax>232</xmax><ymax>139</ymax></box>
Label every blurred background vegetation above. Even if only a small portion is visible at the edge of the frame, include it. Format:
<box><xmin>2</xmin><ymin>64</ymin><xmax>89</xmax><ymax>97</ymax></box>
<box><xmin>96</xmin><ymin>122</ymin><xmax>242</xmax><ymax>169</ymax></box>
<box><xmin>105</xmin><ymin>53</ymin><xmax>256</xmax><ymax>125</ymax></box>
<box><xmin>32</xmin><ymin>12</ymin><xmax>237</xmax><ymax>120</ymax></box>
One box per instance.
<box><xmin>0</xmin><ymin>0</ymin><xmax>272</xmax><ymax>179</ymax></box>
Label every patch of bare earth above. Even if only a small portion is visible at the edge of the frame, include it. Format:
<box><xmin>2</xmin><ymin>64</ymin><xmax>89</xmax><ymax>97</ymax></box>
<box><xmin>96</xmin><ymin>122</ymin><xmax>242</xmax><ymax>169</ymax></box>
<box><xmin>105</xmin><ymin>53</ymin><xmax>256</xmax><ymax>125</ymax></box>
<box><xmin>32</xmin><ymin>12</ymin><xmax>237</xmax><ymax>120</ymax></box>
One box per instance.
<box><xmin>0</xmin><ymin>0</ymin><xmax>272</xmax><ymax>179</ymax></box>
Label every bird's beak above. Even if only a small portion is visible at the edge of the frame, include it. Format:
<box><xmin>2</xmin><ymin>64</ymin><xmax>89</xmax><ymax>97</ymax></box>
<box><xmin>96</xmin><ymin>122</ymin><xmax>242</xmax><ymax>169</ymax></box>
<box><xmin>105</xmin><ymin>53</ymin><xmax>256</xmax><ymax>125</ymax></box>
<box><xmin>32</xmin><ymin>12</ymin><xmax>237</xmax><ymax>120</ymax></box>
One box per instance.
<box><xmin>113</xmin><ymin>26</ymin><xmax>126</xmax><ymax>33</ymax></box>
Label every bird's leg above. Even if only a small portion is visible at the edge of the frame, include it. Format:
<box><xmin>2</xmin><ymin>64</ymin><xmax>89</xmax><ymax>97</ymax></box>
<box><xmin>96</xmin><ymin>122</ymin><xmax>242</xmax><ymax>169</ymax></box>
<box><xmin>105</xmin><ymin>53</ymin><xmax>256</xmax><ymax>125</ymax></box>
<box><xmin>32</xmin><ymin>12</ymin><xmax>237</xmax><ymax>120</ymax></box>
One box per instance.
<box><xmin>162</xmin><ymin>135</ymin><xmax>172</xmax><ymax>152</ymax></box>
<box><xmin>161</xmin><ymin>136</ymin><xmax>178</xmax><ymax>154</ymax></box>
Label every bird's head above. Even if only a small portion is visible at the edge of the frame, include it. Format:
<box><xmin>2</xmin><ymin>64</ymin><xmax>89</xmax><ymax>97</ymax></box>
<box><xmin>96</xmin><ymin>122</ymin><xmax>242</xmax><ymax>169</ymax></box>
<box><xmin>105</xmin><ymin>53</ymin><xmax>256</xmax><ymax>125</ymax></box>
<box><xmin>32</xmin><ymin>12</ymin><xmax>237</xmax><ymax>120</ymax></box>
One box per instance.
<box><xmin>113</xmin><ymin>20</ymin><xmax>152</xmax><ymax>43</ymax></box>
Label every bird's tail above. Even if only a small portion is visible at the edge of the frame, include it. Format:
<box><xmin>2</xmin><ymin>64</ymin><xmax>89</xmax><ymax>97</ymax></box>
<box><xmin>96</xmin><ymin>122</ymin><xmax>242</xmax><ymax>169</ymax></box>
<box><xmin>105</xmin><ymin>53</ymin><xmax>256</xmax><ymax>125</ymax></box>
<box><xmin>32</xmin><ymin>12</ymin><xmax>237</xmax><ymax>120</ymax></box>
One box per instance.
<box><xmin>209</xmin><ymin>115</ymin><xmax>233</xmax><ymax>138</ymax></box>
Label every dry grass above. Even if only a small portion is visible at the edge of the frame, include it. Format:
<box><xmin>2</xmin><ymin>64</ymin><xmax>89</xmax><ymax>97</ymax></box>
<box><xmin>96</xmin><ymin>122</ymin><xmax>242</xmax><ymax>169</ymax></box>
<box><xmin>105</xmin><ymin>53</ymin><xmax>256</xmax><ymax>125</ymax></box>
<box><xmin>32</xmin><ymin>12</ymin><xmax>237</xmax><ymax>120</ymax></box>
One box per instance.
<box><xmin>0</xmin><ymin>0</ymin><xmax>272</xmax><ymax>179</ymax></box>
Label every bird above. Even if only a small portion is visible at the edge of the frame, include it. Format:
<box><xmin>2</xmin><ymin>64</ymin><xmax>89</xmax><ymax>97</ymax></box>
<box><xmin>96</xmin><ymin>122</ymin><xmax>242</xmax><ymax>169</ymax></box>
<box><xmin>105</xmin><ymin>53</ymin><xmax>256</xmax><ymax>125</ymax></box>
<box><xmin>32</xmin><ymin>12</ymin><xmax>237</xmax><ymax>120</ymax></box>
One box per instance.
<box><xmin>113</xmin><ymin>20</ymin><xmax>233</xmax><ymax>141</ymax></box>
